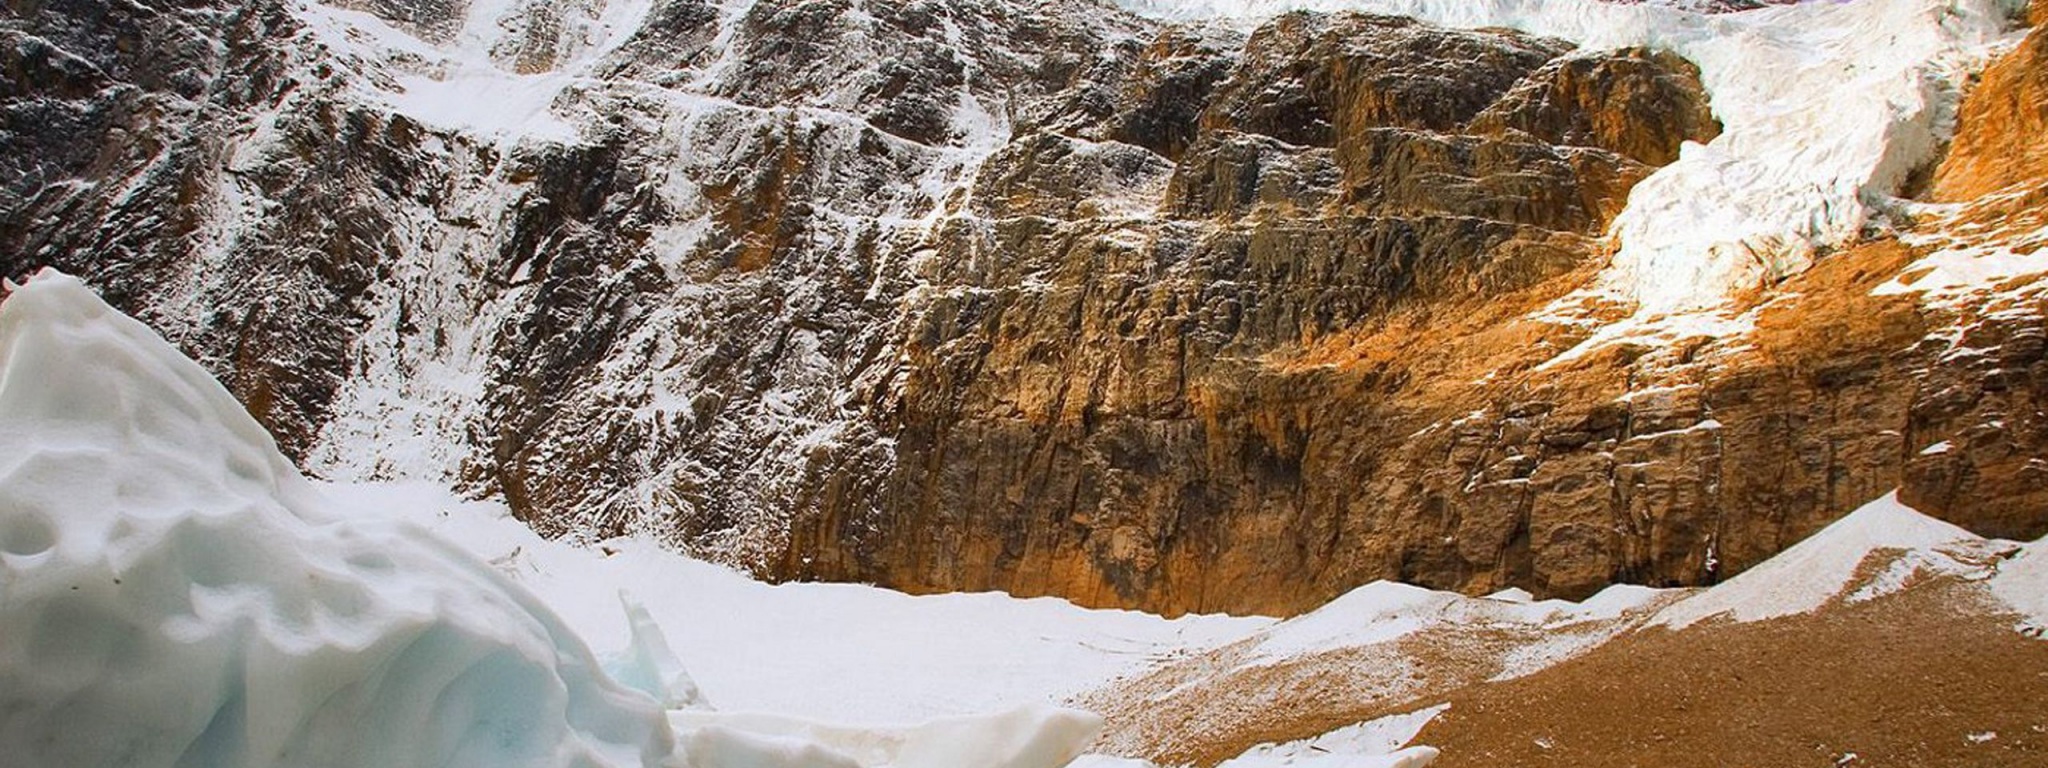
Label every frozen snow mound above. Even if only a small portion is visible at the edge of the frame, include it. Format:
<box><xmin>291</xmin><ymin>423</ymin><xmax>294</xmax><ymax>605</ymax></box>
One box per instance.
<box><xmin>1989</xmin><ymin>535</ymin><xmax>2048</xmax><ymax>637</ymax></box>
<box><xmin>673</xmin><ymin>705</ymin><xmax>1103</xmax><ymax>768</ymax></box>
<box><xmin>0</xmin><ymin>269</ymin><xmax>1112</xmax><ymax>768</ymax></box>
<box><xmin>0</xmin><ymin>269</ymin><xmax>677</xmax><ymax>767</ymax></box>
<box><xmin>1650</xmin><ymin>491</ymin><xmax>1985</xmax><ymax>630</ymax></box>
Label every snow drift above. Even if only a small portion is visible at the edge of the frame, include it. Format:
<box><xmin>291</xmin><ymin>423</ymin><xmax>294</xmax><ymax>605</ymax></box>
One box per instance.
<box><xmin>0</xmin><ymin>269</ymin><xmax>676</xmax><ymax>767</ymax></box>
<box><xmin>0</xmin><ymin>270</ymin><xmax>1106</xmax><ymax>768</ymax></box>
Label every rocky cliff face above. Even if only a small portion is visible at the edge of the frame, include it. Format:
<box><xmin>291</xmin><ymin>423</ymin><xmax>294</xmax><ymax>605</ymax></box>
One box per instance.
<box><xmin>4</xmin><ymin>0</ymin><xmax>2044</xmax><ymax>615</ymax></box>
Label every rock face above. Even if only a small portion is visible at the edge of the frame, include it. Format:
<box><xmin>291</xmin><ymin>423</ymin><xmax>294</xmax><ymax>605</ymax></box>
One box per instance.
<box><xmin>1896</xmin><ymin>19</ymin><xmax>2048</xmax><ymax>542</ymax></box>
<box><xmin>4</xmin><ymin>0</ymin><xmax>2045</xmax><ymax>616</ymax></box>
<box><xmin>1931</xmin><ymin>20</ymin><xmax>2048</xmax><ymax>202</ymax></box>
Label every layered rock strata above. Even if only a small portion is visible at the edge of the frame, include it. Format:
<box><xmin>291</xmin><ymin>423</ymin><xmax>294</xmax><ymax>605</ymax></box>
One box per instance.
<box><xmin>5</xmin><ymin>0</ymin><xmax>2044</xmax><ymax>615</ymax></box>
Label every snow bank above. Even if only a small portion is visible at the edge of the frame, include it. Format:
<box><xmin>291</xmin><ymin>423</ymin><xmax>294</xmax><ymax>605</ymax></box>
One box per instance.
<box><xmin>1217</xmin><ymin>704</ymin><xmax>1447</xmax><ymax>768</ymax></box>
<box><xmin>0</xmin><ymin>270</ymin><xmax>673</xmax><ymax>767</ymax></box>
<box><xmin>1650</xmin><ymin>492</ymin><xmax>1982</xmax><ymax>629</ymax></box>
<box><xmin>1118</xmin><ymin>0</ymin><xmax>2027</xmax><ymax>315</ymax></box>
<box><xmin>0</xmin><ymin>270</ymin><xmax>1112</xmax><ymax>768</ymax></box>
<box><xmin>1244</xmin><ymin>580</ymin><xmax>1667</xmax><ymax>666</ymax></box>
<box><xmin>1990</xmin><ymin>536</ymin><xmax>2048</xmax><ymax>637</ymax></box>
<box><xmin>672</xmin><ymin>705</ymin><xmax>1102</xmax><ymax>768</ymax></box>
<box><xmin>335</xmin><ymin>480</ymin><xmax>1273</xmax><ymax>726</ymax></box>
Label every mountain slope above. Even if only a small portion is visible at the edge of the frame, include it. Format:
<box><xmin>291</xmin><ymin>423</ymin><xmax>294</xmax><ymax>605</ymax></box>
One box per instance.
<box><xmin>4</xmin><ymin>0</ymin><xmax>2046</xmax><ymax>615</ymax></box>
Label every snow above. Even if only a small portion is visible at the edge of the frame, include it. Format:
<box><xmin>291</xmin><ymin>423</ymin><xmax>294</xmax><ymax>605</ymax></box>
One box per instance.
<box><xmin>1877</xmin><ymin>207</ymin><xmax>2048</xmax><ymax>301</ymax></box>
<box><xmin>0</xmin><ymin>270</ymin><xmax>672</xmax><ymax>767</ymax></box>
<box><xmin>1243</xmin><ymin>580</ymin><xmax>1668</xmax><ymax>667</ymax></box>
<box><xmin>328</xmin><ymin>480</ymin><xmax>1273</xmax><ymax>726</ymax></box>
<box><xmin>292</xmin><ymin>0</ymin><xmax>669</xmax><ymax>144</ymax></box>
<box><xmin>1119</xmin><ymin>0</ymin><xmax>2028</xmax><ymax>317</ymax></box>
<box><xmin>1217</xmin><ymin>704</ymin><xmax>1448</xmax><ymax>768</ymax></box>
<box><xmin>1650</xmin><ymin>491</ymin><xmax>1981</xmax><ymax>629</ymax></box>
<box><xmin>383</xmin><ymin>70</ymin><xmax>583</xmax><ymax>142</ymax></box>
<box><xmin>1989</xmin><ymin>535</ymin><xmax>2048</xmax><ymax>637</ymax></box>
<box><xmin>1247</xmin><ymin>581</ymin><xmax>1457</xmax><ymax>663</ymax></box>
<box><xmin>0</xmin><ymin>270</ymin><xmax>1154</xmax><ymax>768</ymax></box>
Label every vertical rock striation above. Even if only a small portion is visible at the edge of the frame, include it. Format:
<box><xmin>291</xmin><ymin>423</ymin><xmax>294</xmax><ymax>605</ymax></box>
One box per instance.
<box><xmin>4</xmin><ymin>0</ymin><xmax>2045</xmax><ymax>616</ymax></box>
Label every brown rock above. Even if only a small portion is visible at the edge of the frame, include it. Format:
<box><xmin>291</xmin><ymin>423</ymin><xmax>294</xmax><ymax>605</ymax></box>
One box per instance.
<box><xmin>1931</xmin><ymin>24</ymin><xmax>2048</xmax><ymax>201</ymax></box>
<box><xmin>1468</xmin><ymin>47</ymin><xmax>1722</xmax><ymax>166</ymax></box>
<box><xmin>1336</xmin><ymin>128</ymin><xmax>1646</xmax><ymax>231</ymax></box>
<box><xmin>1164</xmin><ymin>131</ymin><xmax>1339</xmax><ymax>219</ymax></box>
<box><xmin>969</xmin><ymin>133</ymin><xmax>1174</xmax><ymax>220</ymax></box>
<box><xmin>1199</xmin><ymin>12</ymin><xmax>1567</xmax><ymax>147</ymax></box>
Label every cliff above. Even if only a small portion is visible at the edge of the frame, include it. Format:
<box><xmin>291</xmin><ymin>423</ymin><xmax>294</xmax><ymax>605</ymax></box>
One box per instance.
<box><xmin>4</xmin><ymin>0</ymin><xmax>2043</xmax><ymax>615</ymax></box>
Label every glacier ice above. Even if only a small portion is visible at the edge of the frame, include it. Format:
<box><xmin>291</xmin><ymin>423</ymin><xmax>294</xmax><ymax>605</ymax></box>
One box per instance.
<box><xmin>0</xmin><ymin>269</ymin><xmax>676</xmax><ymax>767</ymax></box>
<box><xmin>0</xmin><ymin>270</ymin><xmax>1107</xmax><ymax>768</ymax></box>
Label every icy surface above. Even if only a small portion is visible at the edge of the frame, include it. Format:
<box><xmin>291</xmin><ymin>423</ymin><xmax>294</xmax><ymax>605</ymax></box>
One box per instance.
<box><xmin>1651</xmin><ymin>491</ymin><xmax>1981</xmax><ymax>629</ymax></box>
<box><xmin>331</xmin><ymin>480</ymin><xmax>1274</xmax><ymax>725</ymax></box>
<box><xmin>0</xmin><ymin>270</ymin><xmax>672</xmax><ymax>768</ymax></box>
<box><xmin>0</xmin><ymin>271</ymin><xmax>1130</xmax><ymax>768</ymax></box>
<box><xmin>1118</xmin><ymin>0</ymin><xmax>2027</xmax><ymax>315</ymax></box>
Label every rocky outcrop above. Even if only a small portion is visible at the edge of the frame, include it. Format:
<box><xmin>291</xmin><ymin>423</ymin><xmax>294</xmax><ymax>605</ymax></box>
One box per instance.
<box><xmin>1897</xmin><ymin>19</ymin><xmax>2048</xmax><ymax>539</ymax></box>
<box><xmin>781</xmin><ymin>9</ymin><xmax>1732</xmax><ymax>614</ymax></box>
<box><xmin>1930</xmin><ymin>21</ymin><xmax>2047</xmax><ymax>202</ymax></box>
<box><xmin>1469</xmin><ymin>47</ymin><xmax>1722</xmax><ymax>166</ymax></box>
<box><xmin>5</xmin><ymin>0</ymin><xmax>2045</xmax><ymax>618</ymax></box>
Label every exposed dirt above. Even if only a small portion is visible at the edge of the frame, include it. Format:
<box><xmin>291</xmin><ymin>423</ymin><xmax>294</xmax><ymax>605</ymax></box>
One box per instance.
<box><xmin>1073</xmin><ymin>588</ymin><xmax>1685</xmax><ymax>765</ymax></box>
<box><xmin>1420</xmin><ymin>581</ymin><xmax>2048</xmax><ymax>767</ymax></box>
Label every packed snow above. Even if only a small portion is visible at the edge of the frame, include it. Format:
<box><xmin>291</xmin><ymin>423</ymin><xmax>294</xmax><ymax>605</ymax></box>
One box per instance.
<box><xmin>1989</xmin><ymin>536</ymin><xmax>2048</xmax><ymax>637</ymax></box>
<box><xmin>0</xmin><ymin>271</ymin><xmax>1149</xmax><ymax>768</ymax></box>
<box><xmin>1215</xmin><ymin>704</ymin><xmax>1448</xmax><ymax>768</ymax></box>
<box><xmin>325</xmin><ymin>481</ymin><xmax>1272</xmax><ymax>725</ymax></box>
<box><xmin>1651</xmin><ymin>491</ymin><xmax>2000</xmax><ymax>629</ymax></box>
<box><xmin>1118</xmin><ymin>0</ymin><xmax>2029</xmax><ymax>316</ymax></box>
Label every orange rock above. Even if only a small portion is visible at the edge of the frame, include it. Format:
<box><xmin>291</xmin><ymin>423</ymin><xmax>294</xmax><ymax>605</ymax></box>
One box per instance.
<box><xmin>1931</xmin><ymin>25</ymin><xmax>2048</xmax><ymax>202</ymax></box>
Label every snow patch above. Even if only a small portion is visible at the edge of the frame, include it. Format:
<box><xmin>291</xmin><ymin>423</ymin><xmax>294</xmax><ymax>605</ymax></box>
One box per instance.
<box><xmin>1217</xmin><ymin>704</ymin><xmax>1448</xmax><ymax>768</ymax></box>
<box><xmin>1989</xmin><ymin>535</ymin><xmax>2048</xmax><ymax>638</ymax></box>
<box><xmin>1878</xmin><ymin>207</ymin><xmax>2048</xmax><ymax>301</ymax></box>
<box><xmin>1651</xmin><ymin>491</ymin><xmax>1982</xmax><ymax>629</ymax></box>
